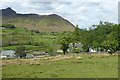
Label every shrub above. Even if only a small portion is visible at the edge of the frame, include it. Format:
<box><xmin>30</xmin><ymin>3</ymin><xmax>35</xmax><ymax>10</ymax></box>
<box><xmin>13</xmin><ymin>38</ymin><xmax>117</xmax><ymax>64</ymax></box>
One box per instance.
<box><xmin>31</xmin><ymin>30</ymin><xmax>40</xmax><ymax>33</ymax></box>
<box><xmin>45</xmin><ymin>45</ymin><xmax>57</xmax><ymax>56</ymax></box>
<box><xmin>73</xmin><ymin>48</ymin><xmax>80</xmax><ymax>53</ymax></box>
<box><xmin>15</xmin><ymin>45</ymin><xmax>26</xmax><ymax>58</ymax></box>
<box><xmin>1</xmin><ymin>24</ymin><xmax>16</xmax><ymax>29</ymax></box>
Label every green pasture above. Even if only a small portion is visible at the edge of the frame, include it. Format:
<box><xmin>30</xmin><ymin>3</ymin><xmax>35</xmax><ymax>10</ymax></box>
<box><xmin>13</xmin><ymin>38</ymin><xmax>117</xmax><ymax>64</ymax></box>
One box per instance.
<box><xmin>2</xmin><ymin>54</ymin><xmax>118</xmax><ymax>78</ymax></box>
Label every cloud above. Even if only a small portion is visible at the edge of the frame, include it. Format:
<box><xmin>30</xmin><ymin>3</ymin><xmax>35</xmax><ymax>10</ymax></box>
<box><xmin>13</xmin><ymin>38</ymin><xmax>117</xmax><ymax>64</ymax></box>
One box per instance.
<box><xmin>0</xmin><ymin>0</ymin><xmax>119</xmax><ymax>29</ymax></box>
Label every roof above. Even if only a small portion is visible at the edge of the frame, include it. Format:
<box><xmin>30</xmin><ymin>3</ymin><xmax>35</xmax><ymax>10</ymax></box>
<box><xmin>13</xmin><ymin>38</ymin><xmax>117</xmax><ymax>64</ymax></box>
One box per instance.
<box><xmin>0</xmin><ymin>50</ymin><xmax>15</xmax><ymax>56</ymax></box>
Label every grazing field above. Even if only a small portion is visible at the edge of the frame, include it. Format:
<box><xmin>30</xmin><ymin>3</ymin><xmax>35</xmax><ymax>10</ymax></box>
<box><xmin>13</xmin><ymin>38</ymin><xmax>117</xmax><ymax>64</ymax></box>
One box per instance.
<box><xmin>2</xmin><ymin>27</ymin><xmax>60</xmax><ymax>51</ymax></box>
<box><xmin>2</xmin><ymin>53</ymin><xmax>118</xmax><ymax>78</ymax></box>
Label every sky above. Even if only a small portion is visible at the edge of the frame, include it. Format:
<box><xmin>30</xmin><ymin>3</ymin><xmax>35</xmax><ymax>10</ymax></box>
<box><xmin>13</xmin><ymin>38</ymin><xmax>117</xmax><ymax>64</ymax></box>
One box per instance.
<box><xmin>0</xmin><ymin>0</ymin><xmax>119</xmax><ymax>29</ymax></box>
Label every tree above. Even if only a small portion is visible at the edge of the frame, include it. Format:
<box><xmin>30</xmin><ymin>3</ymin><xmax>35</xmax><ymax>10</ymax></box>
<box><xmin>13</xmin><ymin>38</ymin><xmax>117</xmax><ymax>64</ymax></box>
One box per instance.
<box><xmin>81</xmin><ymin>31</ymin><xmax>93</xmax><ymax>52</ymax></box>
<box><xmin>101</xmin><ymin>40</ymin><xmax>118</xmax><ymax>54</ymax></box>
<box><xmin>71</xmin><ymin>25</ymin><xmax>82</xmax><ymax>52</ymax></box>
<box><xmin>59</xmin><ymin>36</ymin><xmax>70</xmax><ymax>55</ymax></box>
<box><xmin>72</xmin><ymin>25</ymin><xmax>81</xmax><ymax>43</ymax></box>
<box><xmin>92</xmin><ymin>41</ymin><xmax>99</xmax><ymax>51</ymax></box>
<box><xmin>115</xmin><ymin>24</ymin><xmax>120</xmax><ymax>50</ymax></box>
<box><xmin>101</xmin><ymin>31</ymin><xmax>119</xmax><ymax>54</ymax></box>
<box><xmin>87</xmin><ymin>21</ymin><xmax>116</xmax><ymax>52</ymax></box>
<box><xmin>15</xmin><ymin>45</ymin><xmax>26</xmax><ymax>58</ymax></box>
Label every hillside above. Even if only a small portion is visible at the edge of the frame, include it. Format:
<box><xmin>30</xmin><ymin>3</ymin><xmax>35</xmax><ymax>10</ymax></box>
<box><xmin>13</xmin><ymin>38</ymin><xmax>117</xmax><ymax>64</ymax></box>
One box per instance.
<box><xmin>1</xmin><ymin>7</ymin><xmax>75</xmax><ymax>32</ymax></box>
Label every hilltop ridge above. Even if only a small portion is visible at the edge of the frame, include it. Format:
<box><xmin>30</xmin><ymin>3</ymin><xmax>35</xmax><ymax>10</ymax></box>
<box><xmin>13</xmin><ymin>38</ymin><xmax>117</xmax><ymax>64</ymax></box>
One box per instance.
<box><xmin>1</xmin><ymin>7</ymin><xmax>75</xmax><ymax>32</ymax></box>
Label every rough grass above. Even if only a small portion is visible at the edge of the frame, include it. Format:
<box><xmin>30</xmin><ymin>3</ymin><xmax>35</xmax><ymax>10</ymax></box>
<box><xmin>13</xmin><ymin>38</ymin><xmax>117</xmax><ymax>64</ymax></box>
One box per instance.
<box><xmin>2</xmin><ymin>53</ymin><xmax>118</xmax><ymax>78</ymax></box>
<box><xmin>2</xmin><ymin>27</ymin><xmax>60</xmax><ymax>51</ymax></box>
<box><xmin>2</xmin><ymin>16</ymin><xmax>75</xmax><ymax>32</ymax></box>
<box><xmin>2</xmin><ymin>45</ymin><xmax>40</xmax><ymax>50</ymax></box>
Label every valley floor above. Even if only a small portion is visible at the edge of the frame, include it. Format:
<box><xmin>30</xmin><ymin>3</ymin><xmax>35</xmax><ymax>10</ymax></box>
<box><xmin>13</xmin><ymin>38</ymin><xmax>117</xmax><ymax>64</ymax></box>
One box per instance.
<box><xmin>1</xmin><ymin>53</ymin><xmax>118</xmax><ymax>78</ymax></box>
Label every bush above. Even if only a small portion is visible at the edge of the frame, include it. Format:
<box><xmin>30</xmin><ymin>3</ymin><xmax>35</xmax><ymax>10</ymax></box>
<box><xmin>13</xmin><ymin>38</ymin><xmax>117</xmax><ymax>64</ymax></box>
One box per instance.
<box><xmin>15</xmin><ymin>45</ymin><xmax>26</xmax><ymax>58</ymax></box>
<box><xmin>31</xmin><ymin>30</ymin><xmax>40</xmax><ymax>33</ymax></box>
<box><xmin>73</xmin><ymin>48</ymin><xmax>83</xmax><ymax>53</ymax></box>
<box><xmin>45</xmin><ymin>45</ymin><xmax>57</xmax><ymax>56</ymax></box>
<box><xmin>1</xmin><ymin>24</ymin><xmax>16</xmax><ymax>29</ymax></box>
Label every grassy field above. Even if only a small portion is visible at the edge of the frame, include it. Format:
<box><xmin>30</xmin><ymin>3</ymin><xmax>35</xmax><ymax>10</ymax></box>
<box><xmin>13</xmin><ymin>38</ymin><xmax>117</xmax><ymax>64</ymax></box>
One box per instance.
<box><xmin>2</xmin><ymin>14</ymin><xmax>75</xmax><ymax>32</ymax></box>
<box><xmin>1</xmin><ymin>27</ymin><xmax>60</xmax><ymax>51</ymax></box>
<box><xmin>1</xmin><ymin>27</ymin><xmax>119</xmax><ymax>78</ymax></box>
<box><xmin>2</xmin><ymin>53</ymin><xmax>118</xmax><ymax>78</ymax></box>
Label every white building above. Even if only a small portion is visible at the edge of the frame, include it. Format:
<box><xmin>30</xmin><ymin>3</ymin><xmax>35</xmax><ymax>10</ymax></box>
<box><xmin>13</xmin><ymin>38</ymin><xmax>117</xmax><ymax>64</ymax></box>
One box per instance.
<box><xmin>89</xmin><ymin>48</ymin><xmax>97</xmax><ymax>52</ymax></box>
<box><xmin>0</xmin><ymin>50</ymin><xmax>16</xmax><ymax>58</ymax></box>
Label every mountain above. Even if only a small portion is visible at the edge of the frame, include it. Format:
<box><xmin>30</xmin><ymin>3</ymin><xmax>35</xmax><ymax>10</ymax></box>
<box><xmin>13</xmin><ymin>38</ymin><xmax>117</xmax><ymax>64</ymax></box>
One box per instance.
<box><xmin>1</xmin><ymin>7</ymin><xmax>75</xmax><ymax>32</ymax></box>
<box><xmin>0</xmin><ymin>7</ymin><xmax>17</xmax><ymax>17</ymax></box>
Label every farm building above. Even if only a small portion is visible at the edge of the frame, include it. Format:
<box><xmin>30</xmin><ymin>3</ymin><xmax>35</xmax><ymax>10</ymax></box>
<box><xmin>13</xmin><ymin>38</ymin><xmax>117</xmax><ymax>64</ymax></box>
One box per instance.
<box><xmin>89</xmin><ymin>48</ymin><xmax>97</xmax><ymax>52</ymax></box>
<box><xmin>26</xmin><ymin>54</ymin><xmax>34</xmax><ymax>58</ymax></box>
<box><xmin>0</xmin><ymin>50</ymin><xmax>16</xmax><ymax>58</ymax></box>
<box><xmin>0</xmin><ymin>50</ymin><xmax>34</xmax><ymax>58</ymax></box>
